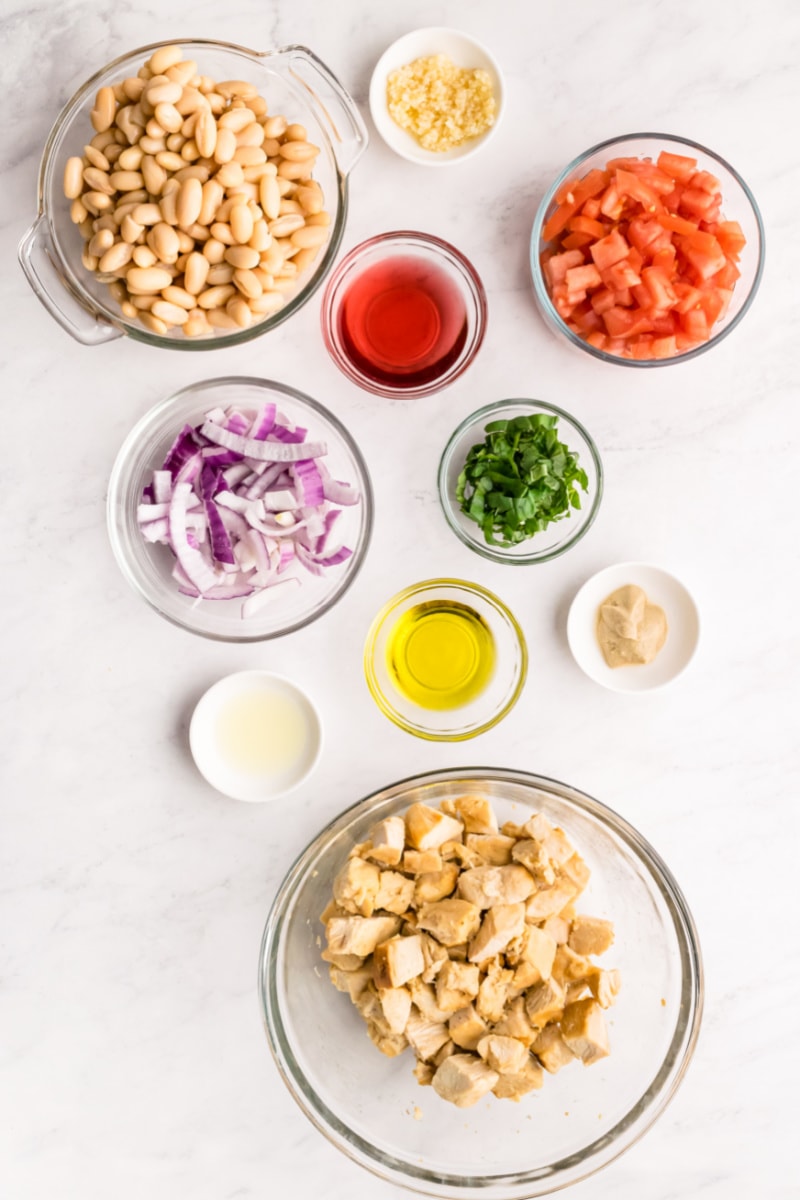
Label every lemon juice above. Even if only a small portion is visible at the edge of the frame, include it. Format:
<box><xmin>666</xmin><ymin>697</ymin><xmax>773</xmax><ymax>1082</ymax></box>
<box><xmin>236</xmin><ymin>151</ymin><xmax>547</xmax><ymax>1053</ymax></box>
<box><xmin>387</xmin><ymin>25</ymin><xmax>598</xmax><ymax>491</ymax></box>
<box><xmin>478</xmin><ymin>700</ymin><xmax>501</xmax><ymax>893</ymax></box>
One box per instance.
<box><xmin>386</xmin><ymin>600</ymin><xmax>495</xmax><ymax>710</ymax></box>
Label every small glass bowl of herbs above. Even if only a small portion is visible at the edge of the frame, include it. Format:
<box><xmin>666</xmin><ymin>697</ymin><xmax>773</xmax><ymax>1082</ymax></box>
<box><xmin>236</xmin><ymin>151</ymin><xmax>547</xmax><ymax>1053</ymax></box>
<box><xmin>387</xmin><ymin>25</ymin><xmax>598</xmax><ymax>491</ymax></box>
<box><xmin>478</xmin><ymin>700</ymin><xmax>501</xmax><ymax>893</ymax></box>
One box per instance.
<box><xmin>438</xmin><ymin>399</ymin><xmax>603</xmax><ymax>564</ymax></box>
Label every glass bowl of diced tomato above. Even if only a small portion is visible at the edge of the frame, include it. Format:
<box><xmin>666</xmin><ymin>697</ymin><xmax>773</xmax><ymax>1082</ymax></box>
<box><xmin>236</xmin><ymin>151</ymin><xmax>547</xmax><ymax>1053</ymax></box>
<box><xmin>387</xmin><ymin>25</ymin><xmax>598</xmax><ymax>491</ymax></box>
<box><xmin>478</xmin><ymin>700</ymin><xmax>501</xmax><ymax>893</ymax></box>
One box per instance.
<box><xmin>530</xmin><ymin>133</ymin><xmax>764</xmax><ymax>365</ymax></box>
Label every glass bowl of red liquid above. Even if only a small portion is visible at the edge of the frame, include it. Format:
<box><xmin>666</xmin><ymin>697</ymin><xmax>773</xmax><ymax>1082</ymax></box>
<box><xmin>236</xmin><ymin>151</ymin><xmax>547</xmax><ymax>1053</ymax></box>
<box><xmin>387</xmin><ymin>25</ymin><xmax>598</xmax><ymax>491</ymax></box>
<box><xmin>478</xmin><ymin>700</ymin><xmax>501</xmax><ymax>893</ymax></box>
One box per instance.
<box><xmin>320</xmin><ymin>231</ymin><xmax>487</xmax><ymax>398</ymax></box>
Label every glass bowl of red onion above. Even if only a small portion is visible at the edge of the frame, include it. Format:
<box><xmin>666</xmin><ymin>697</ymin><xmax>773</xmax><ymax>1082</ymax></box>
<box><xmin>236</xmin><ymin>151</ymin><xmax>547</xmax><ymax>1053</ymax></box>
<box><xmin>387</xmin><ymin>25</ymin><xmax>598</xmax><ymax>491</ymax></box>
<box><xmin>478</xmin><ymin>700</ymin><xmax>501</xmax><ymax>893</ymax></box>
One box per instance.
<box><xmin>107</xmin><ymin>376</ymin><xmax>373</xmax><ymax>641</ymax></box>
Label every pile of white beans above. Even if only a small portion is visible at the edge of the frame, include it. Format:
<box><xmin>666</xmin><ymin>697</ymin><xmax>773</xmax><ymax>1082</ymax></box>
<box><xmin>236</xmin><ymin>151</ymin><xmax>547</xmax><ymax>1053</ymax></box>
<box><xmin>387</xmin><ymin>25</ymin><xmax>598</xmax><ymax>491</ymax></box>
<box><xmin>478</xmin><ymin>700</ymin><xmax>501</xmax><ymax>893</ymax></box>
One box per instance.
<box><xmin>62</xmin><ymin>45</ymin><xmax>330</xmax><ymax>338</ymax></box>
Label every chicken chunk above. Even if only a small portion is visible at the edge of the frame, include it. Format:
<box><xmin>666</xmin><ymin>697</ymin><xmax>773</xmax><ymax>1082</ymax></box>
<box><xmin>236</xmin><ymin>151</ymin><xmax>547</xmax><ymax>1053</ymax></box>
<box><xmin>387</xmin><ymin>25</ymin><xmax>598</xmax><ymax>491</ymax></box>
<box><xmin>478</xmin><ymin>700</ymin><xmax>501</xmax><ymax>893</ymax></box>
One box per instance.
<box><xmin>518</xmin><ymin>925</ymin><xmax>557</xmax><ymax>982</ymax></box>
<box><xmin>435</xmin><ymin>960</ymin><xmax>480</xmax><ymax>1013</ymax></box>
<box><xmin>366</xmin><ymin>1021</ymin><xmax>407</xmax><ymax>1057</ymax></box>
<box><xmin>465</xmin><ymin>833</ymin><xmax>516</xmax><ymax>865</ymax></box>
<box><xmin>413</xmin><ymin>1060</ymin><xmax>435</xmax><ymax>1087</ymax></box>
<box><xmin>449</xmin><ymin>1004</ymin><xmax>488</xmax><ymax>1051</ymax></box>
<box><xmin>408</xmin><ymin>978</ymin><xmax>451</xmax><ymax>1023</ymax></box>
<box><xmin>585</xmin><ymin>967</ymin><xmax>622</xmax><ymax>1009</ymax></box>
<box><xmin>492</xmin><ymin>995</ymin><xmax>536</xmax><ymax>1047</ymax></box>
<box><xmin>441</xmin><ymin>794</ymin><xmax>499</xmax><ymax>834</ymax></box>
<box><xmin>432</xmin><ymin>1054</ymin><xmax>499</xmax><ymax>1108</ymax></box>
<box><xmin>440</xmin><ymin>840</ymin><xmax>485</xmax><ymax>869</ymax></box>
<box><xmin>378</xmin><ymin>985</ymin><xmax>412</xmax><ymax>1035</ymax></box>
<box><xmin>365</xmin><ymin>816</ymin><xmax>406</xmax><ymax>867</ymax></box>
<box><xmin>320</xmin><ymin>948</ymin><xmax>364</xmax><ymax>971</ymax></box>
<box><xmin>326</xmin><ymin>914</ymin><xmax>400</xmax><ymax>958</ymax></box>
<box><xmin>375</xmin><ymin>870</ymin><xmax>415</xmax><ymax>915</ymax></box>
<box><xmin>524</xmin><ymin>878</ymin><xmax>579</xmax><ymax>922</ymax></box>
<box><xmin>373</xmin><ymin>934</ymin><xmax>425</xmax><ymax>989</ymax></box>
<box><xmin>418</xmin><ymin>932</ymin><xmax>449</xmax><ymax>983</ymax></box>
<box><xmin>432</xmin><ymin>1038</ymin><xmax>456</xmax><ymax>1067</ymax></box>
<box><xmin>541</xmin><ymin>914</ymin><xmax>570</xmax><ymax>945</ymax></box>
<box><xmin>403</xmin><ymin>848</ymin><xmax>443</xmax><ymax>875</ymax></box>
<box><xmin>552</xmin><ymin>944</ymin><xmax>592</xmax><ymax>985</ymax></box>
<box><xmin>532</xmin><ymin>1025</ymin><xmax>575</xmax><ymax>1073</ymax></box>
<box><xmin>405</xmin><ymin>803</ymin><xmax>464</xmax><ymax>851</ymax></box>
<box><xmin>328</xmin><ymin>962</ymin><xmax>373</xmax><ymax>1002</ymax></box>
<box><xmin>560</xmin><ymin>998</ymin><xmax>610</xmax><ymax>1065</ymax></box>
<box><xmin>568</xmin><ymin>916</ymin><xmax>615</xmax><ymax>957</ymax></box>
<box><xmin>492</xmin><ymin>1057</ymin><xmax>544</xmax><ymax>1100</ymax></box>
<box><xmin>561</xmin><ymin>852</ymin><xmax>591</xmax><ymax>893</ymax></box>
<box><xmin>414</xmin><ymin>863</ymin><xmax>460</xmax><ymax>906</ymax></box>
<box><xmin>319</xmin><ymin>899</ymin><xmax>348</xmax><ymax>925</ymax></box>
<box><xmin>417</xmin><ymin>899</ymin><xmax>481</xmax><ymax>946</ymax></box>
<box><xmin>511</xmin><ymin>839</ymin><xmax>556</xmax><ymax>887</ymax></box>
<box><xmin>468</xmin><ymin>903</ymin><xmax>526</xmax><ymax>963</ymax></box>
<box><xmin>405</xmin><ymin>1010</ymin><xmax>451</xmax><ymax>1061</ymax></box>
<box><xmin>475</xmin><ymin>959</ymin><xmax>514</xmax><ymax>1023</ymax></box>
<box><xmin>524</xmin><ymin>977</ymin><xmax>565</xmax><ymax>1028</ymax></box>
<box><xmin>477</xmin><ymin>1034</ymin><xmax>528</xmax><ymax>1076</ymax></box>
<box><xmin>458</xmin><ymin>865</ymin><xmax>536</xmax><ymax>909</ymax></box>
<box><xmin>522</xmin><ymin>815</ymin><xmax>575</xmax><ymax>865</ymax></box>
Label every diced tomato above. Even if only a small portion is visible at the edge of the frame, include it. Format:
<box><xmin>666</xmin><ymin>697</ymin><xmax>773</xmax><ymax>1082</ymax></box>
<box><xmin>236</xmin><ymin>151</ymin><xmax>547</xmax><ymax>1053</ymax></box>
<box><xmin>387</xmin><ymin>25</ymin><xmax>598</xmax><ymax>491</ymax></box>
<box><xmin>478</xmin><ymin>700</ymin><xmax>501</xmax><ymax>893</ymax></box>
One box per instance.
<box><xmin>656</xmin><ymin>151</ymin><xmax>697</xmax><ymax>184</ymax></box>
<box><xmin>568</xmin><ymin>214</ymin><xmax>608</xmax><ymax>239</ymax></box>
<box><xmin>589</xmin><ymin>228</ymin><xmax>630</xmax><ymax>271</ymax></box>
<box><xmin>561</xmin><ymin>231</ymin><xmax>593</xmax><ymax>250</ymax></box>
<box><xmin>715</xmin><ymin>220</ymin><xmax>746</xmax><ymax>259</ymax></box>
<box><xmin>690</xmin><ymin>170</ymin><xmax>721</xmax><ymax>194</ymax></box>
<box><xmin>540</xmin><ymin>150</ymin><xmax>745</xmax><ymax>359</ymax></box>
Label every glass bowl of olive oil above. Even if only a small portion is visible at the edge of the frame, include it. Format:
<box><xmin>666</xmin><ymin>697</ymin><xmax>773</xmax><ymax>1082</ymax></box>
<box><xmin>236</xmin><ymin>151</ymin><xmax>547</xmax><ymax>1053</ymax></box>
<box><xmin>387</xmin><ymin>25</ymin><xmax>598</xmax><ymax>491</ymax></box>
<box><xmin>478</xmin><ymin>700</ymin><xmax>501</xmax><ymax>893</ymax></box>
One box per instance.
<box><xmin>363</xmin><ymin>578</ymin><xmax>527</xmax><ymax>740</ymax></box>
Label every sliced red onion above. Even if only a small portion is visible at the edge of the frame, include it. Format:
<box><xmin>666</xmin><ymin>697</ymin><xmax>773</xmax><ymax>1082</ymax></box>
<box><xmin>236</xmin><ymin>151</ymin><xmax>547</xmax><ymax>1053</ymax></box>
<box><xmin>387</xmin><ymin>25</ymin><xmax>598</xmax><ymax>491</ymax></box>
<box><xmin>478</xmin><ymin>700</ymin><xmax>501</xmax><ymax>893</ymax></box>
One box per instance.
<box><xmin>241</xmin><ymin>576</ymin><xmax>301</xmax><ymax>618</ymax></box>
<box><xmin>200</xmin><ymin>420</ymin><xmax>326</xmax><ymax>462</ymax></box>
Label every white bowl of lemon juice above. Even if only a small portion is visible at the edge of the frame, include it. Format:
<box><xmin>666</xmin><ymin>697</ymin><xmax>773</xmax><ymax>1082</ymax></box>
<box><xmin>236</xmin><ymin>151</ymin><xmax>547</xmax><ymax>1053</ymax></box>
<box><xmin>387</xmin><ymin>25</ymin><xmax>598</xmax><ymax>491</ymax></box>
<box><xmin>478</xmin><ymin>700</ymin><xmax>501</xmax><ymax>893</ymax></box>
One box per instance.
<box><xmin>363</xmin><ymin>578</ymin><xmax>527</xmax><ymax>741</ymax></box>
<box><xmin>189</xmin><ymin>671</ymin><xmax>322</xmax><ymax>801</ymax></box>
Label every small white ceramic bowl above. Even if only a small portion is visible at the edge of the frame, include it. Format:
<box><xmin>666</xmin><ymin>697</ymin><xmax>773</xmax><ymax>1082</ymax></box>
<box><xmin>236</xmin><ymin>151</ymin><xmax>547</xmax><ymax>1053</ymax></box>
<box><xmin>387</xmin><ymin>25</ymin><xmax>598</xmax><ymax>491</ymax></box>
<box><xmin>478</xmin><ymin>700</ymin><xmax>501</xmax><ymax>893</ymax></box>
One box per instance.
<box><xmin>369</xmin><ymin>27</ymin><xmax>504</xmax><ymax>165</ymax></box>
<box><xmin>567</xmin><ymin>563</ymin><xmax>700</xmax><ymax>693</ymax></box>
<box><xmin>189</xmin><ymin>671</ymin><xmax>322</xmax><ymax>801</ymax></box>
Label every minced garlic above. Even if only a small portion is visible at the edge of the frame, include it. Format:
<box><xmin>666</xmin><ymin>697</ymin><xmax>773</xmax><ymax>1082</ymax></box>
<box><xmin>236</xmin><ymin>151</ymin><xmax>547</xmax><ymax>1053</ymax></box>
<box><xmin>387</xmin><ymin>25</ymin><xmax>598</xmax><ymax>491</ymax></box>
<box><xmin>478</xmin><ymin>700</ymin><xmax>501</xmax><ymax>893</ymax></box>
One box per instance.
<box><xmin>386</xmin><ymin>54</ymin><xmax>495</xmax><ymax>152</ymax></box>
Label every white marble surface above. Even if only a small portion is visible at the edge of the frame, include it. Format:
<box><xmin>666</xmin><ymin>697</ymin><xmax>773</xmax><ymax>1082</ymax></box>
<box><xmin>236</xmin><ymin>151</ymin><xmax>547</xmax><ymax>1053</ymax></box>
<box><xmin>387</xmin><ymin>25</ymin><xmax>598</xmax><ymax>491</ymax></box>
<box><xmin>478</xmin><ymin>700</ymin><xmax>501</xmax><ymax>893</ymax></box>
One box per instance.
<box><xmin>2</xmin><ymin>2</ymin><xmax>799</xmax><ymax>1197</ymax></box>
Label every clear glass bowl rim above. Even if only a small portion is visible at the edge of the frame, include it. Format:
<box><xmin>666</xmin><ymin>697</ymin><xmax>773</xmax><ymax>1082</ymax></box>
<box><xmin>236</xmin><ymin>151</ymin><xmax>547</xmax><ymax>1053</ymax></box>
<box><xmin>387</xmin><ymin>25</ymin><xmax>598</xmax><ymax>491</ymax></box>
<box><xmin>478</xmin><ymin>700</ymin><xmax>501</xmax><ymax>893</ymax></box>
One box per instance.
<box><xmin>529</xmin><ymin>131</ymin><xmax>766</xmax><ymax>368</ymax></box>
<box><xmin>30</xmin><ymin>38</ymin><xmax>352</xmax><ymax>351</ymax></box>
<box><xmin>106</xmin><ymin>375</ymin><xmax>374</xmax><ymax>642</ymax></box>
<box><xmin>258</xmin><ymin>765</ymin><xmax>704</xmax><ymax>1197</ymax></box>
<box><xmin>438</xmin><ymin>398</ymin><xmax>604</xmax><ymax>564</ymax></box>
<box><xmin>362</xmin><ymin>577</ymin><xmax>528</xmax><ymax>740</ymax></box>
<box><xmin>320</xmin><ymin>229</ymin><xmax>488</xmax><ymax>398</ymax></box>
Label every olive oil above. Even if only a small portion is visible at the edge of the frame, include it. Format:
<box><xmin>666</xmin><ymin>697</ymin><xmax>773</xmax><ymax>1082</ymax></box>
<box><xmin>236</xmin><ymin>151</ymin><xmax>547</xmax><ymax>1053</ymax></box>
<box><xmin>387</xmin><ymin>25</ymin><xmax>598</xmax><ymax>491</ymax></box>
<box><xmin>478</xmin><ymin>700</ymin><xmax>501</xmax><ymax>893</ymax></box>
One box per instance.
<box><xmin>386</xmin><ymin>600</ymin><xmax>496</xmax><ymax>710</ymax></box>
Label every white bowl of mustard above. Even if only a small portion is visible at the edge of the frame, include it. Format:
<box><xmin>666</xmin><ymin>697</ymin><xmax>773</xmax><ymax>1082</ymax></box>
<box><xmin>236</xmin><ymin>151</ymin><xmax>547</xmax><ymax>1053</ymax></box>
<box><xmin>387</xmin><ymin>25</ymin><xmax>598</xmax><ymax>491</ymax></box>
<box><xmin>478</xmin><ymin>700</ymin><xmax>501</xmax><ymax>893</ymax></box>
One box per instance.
<box><xmin>369</xmin><ymin>28</ymin><xmax>504</xmax><ymax>166</ymax></box>
<box><xmin>189</xmin><ymin>671</ymin><xmax>322</xmax><ymax>801</ymax></box>
<box><xmin>567</xmin><ymin>563</ymin><xmax>700</xmax><ymax>693</ymax></box>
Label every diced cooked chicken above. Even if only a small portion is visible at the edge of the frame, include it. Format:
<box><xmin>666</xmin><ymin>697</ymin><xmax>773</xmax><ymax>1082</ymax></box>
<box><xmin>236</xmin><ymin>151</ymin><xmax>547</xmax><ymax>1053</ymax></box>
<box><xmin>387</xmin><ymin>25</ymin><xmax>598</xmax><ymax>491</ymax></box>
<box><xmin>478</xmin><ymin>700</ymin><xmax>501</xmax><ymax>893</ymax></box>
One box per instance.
<box><xmin>448</xmin><ymin>1004</ymin><xmax>488</xmax><ymax>1050</ymax></box>
<box><xmin>522</xmin><ymin>815</ymin><xmax>575</xmax><ymax>866</ymax></box>
<box><xmin>458</xmin><ymin>865</ymin><xmax>536</xmax><ymax>909</ymax></box>
<box><xmin>511</xmin><ymin>838</ymin><xmax>555</xmax><ymax>887</ymax></box>
<box><xmin>518</xmin><ymin>925</ymin><xmax>557</xmax><ymax>981</ymax></box>
<box><xmin>492</xmin><ymin>995</ymin><xmax>536</xmax><ymax>1046</ymax></box>
<box><xmin>417</xmin><ymin>899</ymin><xmax>481</xmax><ymax>946</ymax></box>
<box><xmin>366</xmin><ymin>1021</ymin><xmax>408</xmax><ymax>1057</ymax></box>
<box><xmin>326</xmin><ymin>914</ymin><xmax>401</xmax><ymax>958</ymax></box>
<box><xmin>532</xmin><ymin>1024</ymin><xmax>576</xmax><ymax>1073</ymax></box>
<box><xmin>509</xmin><ymin>962</ymin><xmax>542</xmax><ymax>996</ymax></box>
<box><xmin>447</xmin><ymin>942</ymin><xmax>468</xmax><ymax>962</ymax></box>
<box><xmin>405</xmin><ymin>1010</ymin><xmax>451</xmax><ymax>1061</ymax></box>
<box><xmin>441</xmin><ymin>794</ymin><xmax>499</xmax><ymax>834</ymax></box>
<box><xmin>440</xmin><ymin>841</ymin><xmax>484</xmax><ymax>869</ymax></box>
<box><xmin>328</xmin><ymin>962</ymin><xmax>373</xmax><ymax>1001</ymax></box>
<box><xmin>500</xmin><ymin>821</ymin><xmax>527</xmax><ymax>839</ymax></box>
<box><xmin>552</xmin><ymin>944</ymin><xmax>592</xmax><ymax>985</ymax></box>
<box><xmin>320</xmin><ymin>948</ymin><xmax>364</xmax><ymax>971</ymax></box>
<box><xmin>432</xmin><ymin>1053</ymin><xmax>499</xmax><ymax>1108</ymax></box>
<box><xmin>524</xmin><ymin>878</ymin><xmax>579</xmax><ymax>921</ymax></box>
<box><xmin>542</xmin><ymin>914</ymin><xmax>570</xmax><ymax>945</ymax></box>
<box><xmin>413</xmin><ymin>1059</ymin><xmax>435</xmax><ymax>1086</ymax></box>
<box><xmin>432</xmin><ymin>1038</ymin><xmax>456</xmax><ymax>1067</ymax></box>
<box><xmin>435</xmin><ymin>960</ymin><xmax>480</xmax><ymax>1013</ymax></box>
<box><xmin>568</xmin><ymin>916</ymin><xmax>615</xmax><ymax>957</ymax></box>
<box><xmin>468</xmin><ymin>903</ymin><xmax>526</xmax><ymax>963</ymax></box>
<box><xmin>566</xmin><ymin>982</ymin><xmax>591</xmax><ymax>1004</ymax></box>
<box><xmin>348</xmin><ymin>840</ymin><xmax>373</xmax><ymax>860</ymax></box>
<box><xmin>475</xmin><ymin>959</ymin><xmax>514</xmax><ymax>1023</ymax></box>
<box><xmin>356</xmin><ymin>983</ymin><xmax>390</xmax><ymax>1031</ymax></box>
<box><xmin>365</xmin><ymin>816</ymin><xmax>406</xmax><ymax>867</ymax></box>
<box><xmin>560</xmin><ymin>998</ymin><xmax>610</xmax><ymax>1065</ymax></box>
<box><xmin>378</xmin><ymin>985</ymin><xmax>412</xmax><ymax>1034</ymax></box>
<box><xmin>418</xmin><ymin>932</ymin><xmax>448</xmax><ymax>983</ymax></box>
<box><xmin>465</xmin><ymin>833</ymin><xmax>516</xmax><ymax>865</ymax></box>
<box><xmin>408</xmin><ymin>978</ymin><xmax>451</xmax><ymax>1023</ymax></box>
<box><xmin>585</xmin><ymin>967</ymin><xmax>621</xmax><ymax>1008</ymax></box>
<box><xmin>524</xmin><ymin>977</ymin><xmax>566</xmax><ymax>1028</ymax></box>
<box><xmin>319</xmin><ymin>898</ymin><xmax>348</xmax><ymax>925</ymax></box>
<box><xmin>403</xmin><ymin>848</ymin><xmax>443</xmax><ymax>875</ymax></box>
<box><xmin>414</xmin><ymin>863</ymin><xmax>460</xmax><ymax>906</ymax></box>
<box><xmin>491</xmin><ymin>1057</ymin><xmax>544</xmax><ymax>1100</ymax></box>
<box><xmin>375</xmin><ymin>870</ymin><xmax>415</xmax><ymax>915</ymax></box>
<box><xmin>373</xmin><ymin>934</ymin><xmax>425</xmax><ymax>989</ymax></box>
<box><xmin>477</xmin><ymin>1034</ymin><xmax>529</xmax><ymax>1076</ymax></box>
<box><xmin>561</xmin><ymin>852</ymin><xmax>591</xmax><ymax>892</ymax></box>
<box><xmin>405</xmin><ymin>803</ymin><xmax>464</xmax><ymax>851</ymax></box>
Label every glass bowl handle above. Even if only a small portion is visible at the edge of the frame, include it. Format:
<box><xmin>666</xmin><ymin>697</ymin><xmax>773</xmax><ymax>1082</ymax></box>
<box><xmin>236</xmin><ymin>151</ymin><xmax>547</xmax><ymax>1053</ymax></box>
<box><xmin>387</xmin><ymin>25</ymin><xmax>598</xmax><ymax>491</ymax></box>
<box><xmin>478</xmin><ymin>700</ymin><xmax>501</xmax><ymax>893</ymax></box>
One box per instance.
<box><xmin>277</xmin><ymin>46</ymin><xmax>368</xmax><ymax>177</ymax></box>
<box><xmin>18</xmin><ymin>216</ymin><xmax>122</xmax><ymax>346</ymax></box>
